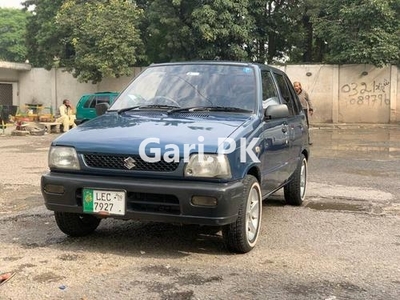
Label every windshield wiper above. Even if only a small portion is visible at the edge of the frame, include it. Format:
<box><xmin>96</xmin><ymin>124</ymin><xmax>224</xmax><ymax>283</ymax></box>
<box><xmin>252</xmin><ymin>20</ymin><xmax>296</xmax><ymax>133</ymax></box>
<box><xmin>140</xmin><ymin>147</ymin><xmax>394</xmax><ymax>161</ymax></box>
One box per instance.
<box><xmin>117</xmin><ymin>105</ymin><xmax>179</xmax><ymax>115</ymax></box>
<box><xmin>168</xmin><ymin>106</ymin><xmax>252</xmax><ymax>114</ymax></box>
<box><xmin>117</xmin><ymin>106</ymin><xmax>141</xmax><ymax>114</ymax></box>
<box><xmin>208</xmin><ymin>106</ymin><xmax>252</xmax><ymax>112</ymax></box>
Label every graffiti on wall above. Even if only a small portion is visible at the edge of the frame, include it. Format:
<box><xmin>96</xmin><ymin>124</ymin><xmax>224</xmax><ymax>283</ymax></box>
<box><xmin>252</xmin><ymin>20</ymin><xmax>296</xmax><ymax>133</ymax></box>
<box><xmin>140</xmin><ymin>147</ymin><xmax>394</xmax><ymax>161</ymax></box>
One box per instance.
<box><xmin>341</xmin><ymin>79</ymin><xmax>390</xmax><ymax>106</ymax></box>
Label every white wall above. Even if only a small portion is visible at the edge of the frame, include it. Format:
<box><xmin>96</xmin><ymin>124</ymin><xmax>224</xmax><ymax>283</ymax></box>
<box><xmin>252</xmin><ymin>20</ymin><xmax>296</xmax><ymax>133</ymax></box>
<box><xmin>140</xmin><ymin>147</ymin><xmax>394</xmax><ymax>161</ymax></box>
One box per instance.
<box><xmin>285</xmin><ymin>65</ymin><xmax>336</xmax><ymax>123</ymax></box>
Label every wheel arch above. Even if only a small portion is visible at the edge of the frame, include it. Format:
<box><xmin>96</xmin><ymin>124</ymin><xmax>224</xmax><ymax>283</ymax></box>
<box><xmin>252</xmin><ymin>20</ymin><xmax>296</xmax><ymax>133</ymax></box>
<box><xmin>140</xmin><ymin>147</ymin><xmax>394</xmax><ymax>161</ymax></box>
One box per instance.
<box><xmin>246</xmin><ymin>165</ymin><xmax>261</xmax><ymax>183</ymax></box>
<box><xmin>302</xmin><ymin>148</ymin><xmax>309</xmax><ymax>161</ymax></box>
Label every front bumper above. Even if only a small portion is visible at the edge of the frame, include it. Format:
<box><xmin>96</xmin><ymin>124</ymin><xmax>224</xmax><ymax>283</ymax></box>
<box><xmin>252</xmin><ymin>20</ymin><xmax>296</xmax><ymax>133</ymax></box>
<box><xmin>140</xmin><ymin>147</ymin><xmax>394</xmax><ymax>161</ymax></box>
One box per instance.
<box><xmin>41</xmin><ymin>172</ymin><xmax>244</xmax><ymax>226</ymax></box>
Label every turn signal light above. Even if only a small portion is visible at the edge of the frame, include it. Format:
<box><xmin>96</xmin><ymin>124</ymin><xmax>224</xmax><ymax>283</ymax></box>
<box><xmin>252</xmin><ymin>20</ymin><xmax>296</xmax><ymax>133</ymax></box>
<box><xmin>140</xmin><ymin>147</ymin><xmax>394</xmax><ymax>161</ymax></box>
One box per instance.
<box><xmin>43</xmin><ymin>184</ymin><xmax>65</xmax><ymax>194</ymax></box>
<box><xmin>191</xmin><ymin>196</ymin><xmax>217</xmax><ymax>207</ymax></box>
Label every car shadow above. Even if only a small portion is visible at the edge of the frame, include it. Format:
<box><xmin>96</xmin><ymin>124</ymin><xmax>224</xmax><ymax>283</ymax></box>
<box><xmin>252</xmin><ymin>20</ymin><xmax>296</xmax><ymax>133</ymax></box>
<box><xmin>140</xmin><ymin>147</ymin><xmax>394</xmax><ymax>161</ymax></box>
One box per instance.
<box><xmin>2</xmin><ymin>196</ymin><xmax>288</xmax><ymax>258</ymax></box>
<box><xmin>263</xmin><ymin>191</ymin><xmax>286</xmax><ymax>207</ymax></box>
<box><xmin>0</xmin><ymin>212</ymin><xmax>233</xmax><ymax>257</ymax></box>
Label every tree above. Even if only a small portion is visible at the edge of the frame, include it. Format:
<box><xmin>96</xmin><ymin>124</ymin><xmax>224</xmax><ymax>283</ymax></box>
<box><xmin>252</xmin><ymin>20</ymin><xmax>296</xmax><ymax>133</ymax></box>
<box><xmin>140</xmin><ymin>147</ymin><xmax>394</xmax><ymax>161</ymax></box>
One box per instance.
<box><xmin>388</xmin><ymin>0</ymin><xmax>400</xmax><ymax>66</ymax></box>
<box><xmin>143</xmin><ymin>0</ymin><xmax>197</xmax><ymax>63</ymax></box>
<box><xmin>191</xmin><ymin>0</ymin><xmax>252</xmax><ymax>61</ymax></box>
<box><xmin>56</xmin><ymin>0</ymin><xmax>145</xmax><ymax>83</ymax></box>
<box><xmin>24</xmin><ymin>0</ymin><xmax>145</xmax><ymax>83</ymax></box>
<box><xmin>23</xmin><ymin>0</ymin><xmax>65</xmax><ymax>68</ymax></box>
<box><xmin>22</xmin><ymin>0</ymin><xmax>400</xmax><ymax>82</ymax></box>
<box><xmin>144</xmin><ymin>0</ymin><xmax>252</xmax><ymax>63</ymax></box>
<box><xmin>312</xmin><ymin>0</ymin><xmax>400</xmax><ymax>66</ymax></box>
<box><xmin>246</xmin><ymin>0</ymin><xmax>303</xmax><ymax>64</ymax></box>
<box><xmin>0</xmin><ymin>8</ymin><xmax>29</xmax><ymax>62</ymax></box>
<box><xmin>286</xmin><ymin>0</ymin><xmax>328</xmax><ymax>63</ymax></box>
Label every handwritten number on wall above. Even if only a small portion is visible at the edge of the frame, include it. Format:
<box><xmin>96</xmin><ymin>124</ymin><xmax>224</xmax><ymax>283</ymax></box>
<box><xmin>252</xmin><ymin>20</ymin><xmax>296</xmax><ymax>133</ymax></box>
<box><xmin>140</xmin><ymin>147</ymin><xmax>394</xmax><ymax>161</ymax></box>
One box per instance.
<box><xmin>341</xmin><ymin>80</ymin><xmax>390</xmax><ymax>106</ymax></box>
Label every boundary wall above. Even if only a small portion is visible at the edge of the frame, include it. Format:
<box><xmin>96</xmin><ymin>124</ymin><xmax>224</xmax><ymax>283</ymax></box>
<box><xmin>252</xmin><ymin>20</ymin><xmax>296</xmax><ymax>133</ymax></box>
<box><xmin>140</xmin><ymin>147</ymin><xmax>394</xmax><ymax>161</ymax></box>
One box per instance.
<box><xmin>7</xmin><ymin>64</ymin><xmax>400</xmax><ymax>124</ymax></box>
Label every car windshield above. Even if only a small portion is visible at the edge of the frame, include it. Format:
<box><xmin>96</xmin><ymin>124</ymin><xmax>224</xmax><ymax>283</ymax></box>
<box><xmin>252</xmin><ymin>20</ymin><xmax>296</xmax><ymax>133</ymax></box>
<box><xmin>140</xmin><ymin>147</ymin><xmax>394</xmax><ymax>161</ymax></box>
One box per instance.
<box><xmin>109</xmin><ymin>64</ymin><xmax>257</xmax><ymax>112</ymax></box>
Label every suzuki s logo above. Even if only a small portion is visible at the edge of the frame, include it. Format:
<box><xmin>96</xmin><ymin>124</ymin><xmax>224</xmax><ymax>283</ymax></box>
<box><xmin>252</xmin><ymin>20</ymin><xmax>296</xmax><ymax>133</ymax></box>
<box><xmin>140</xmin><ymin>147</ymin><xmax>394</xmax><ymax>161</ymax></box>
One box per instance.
<box><xmin>124</xmin><ymin>157</ymin><xmax>136</xmax><ymax>169</ymax></box>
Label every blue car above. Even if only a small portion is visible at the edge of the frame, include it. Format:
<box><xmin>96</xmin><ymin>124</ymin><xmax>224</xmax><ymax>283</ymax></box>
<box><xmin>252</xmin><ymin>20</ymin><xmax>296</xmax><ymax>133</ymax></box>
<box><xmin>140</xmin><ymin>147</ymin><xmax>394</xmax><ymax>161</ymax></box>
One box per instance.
<box><xmin>41</xmin><ymin>61</ymin><xmax>310</xmax><ymax>253</ymax></box>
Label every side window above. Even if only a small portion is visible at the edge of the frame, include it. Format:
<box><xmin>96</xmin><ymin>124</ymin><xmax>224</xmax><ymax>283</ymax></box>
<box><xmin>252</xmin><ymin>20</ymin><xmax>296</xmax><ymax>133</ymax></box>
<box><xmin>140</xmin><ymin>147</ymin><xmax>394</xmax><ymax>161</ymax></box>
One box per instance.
<box><xmin>90</xmin><ymin>96</ymin><xmax>109</xmax><ymax>108</ymax></box>
<box><xmin>284</xmin><ymin>76</ymin><xmax>302</xmax><ymax>114</ymax></box>
<box><xmin>274</xmin><ymin>73</ymin><xmax>297</xmax><ymax>116</ymax></box>
<box><xmin>261</xmin><ymin>71</ymin><xmax>279</xmax><ymax>109</ymax></box>
<box><xmin>83</xmin><ymin>95</ymin><xmax>95</xmax><ymax>108</ymax></box>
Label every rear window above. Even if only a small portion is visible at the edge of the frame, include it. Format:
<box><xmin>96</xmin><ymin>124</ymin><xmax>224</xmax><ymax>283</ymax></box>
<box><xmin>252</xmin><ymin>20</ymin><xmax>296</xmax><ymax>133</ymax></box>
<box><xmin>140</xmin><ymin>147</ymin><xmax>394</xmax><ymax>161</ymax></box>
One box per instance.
<box><xmin>89</xmin><ymin>96</ymin><xmax>110</xmax><ymax>108</ymax></box>
<box><xmin>81</xmin><ymin>95</ymin><xmax>114</xmax><ymax>108</ymax></box>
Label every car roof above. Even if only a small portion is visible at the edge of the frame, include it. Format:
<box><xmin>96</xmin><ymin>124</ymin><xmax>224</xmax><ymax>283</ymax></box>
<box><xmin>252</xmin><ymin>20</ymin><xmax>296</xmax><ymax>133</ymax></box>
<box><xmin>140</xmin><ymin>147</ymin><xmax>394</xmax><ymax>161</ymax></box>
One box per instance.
<box><xmin>79</xmin><ymin>91</ymin><xmax>118</xmax><ymax>97</ymax></box>
<box><xmin>94</xmin><ymin>91</ymin><xmax>118</xmax><ymax>94</ymax></box>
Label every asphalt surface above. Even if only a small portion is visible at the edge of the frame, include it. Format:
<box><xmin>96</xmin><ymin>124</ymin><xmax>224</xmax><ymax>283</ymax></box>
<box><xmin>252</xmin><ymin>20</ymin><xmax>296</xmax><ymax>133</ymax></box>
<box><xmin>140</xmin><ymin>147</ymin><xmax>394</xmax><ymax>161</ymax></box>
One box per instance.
<box><xmin>0</xmin><ymin>124</ymin><xmax>399</xmax><ymax>300</ymax></box>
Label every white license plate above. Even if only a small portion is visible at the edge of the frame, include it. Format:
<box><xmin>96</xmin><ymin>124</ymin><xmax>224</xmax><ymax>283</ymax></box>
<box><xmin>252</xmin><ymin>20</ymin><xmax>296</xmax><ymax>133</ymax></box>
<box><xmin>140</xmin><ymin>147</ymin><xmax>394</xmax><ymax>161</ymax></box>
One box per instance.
<box><xmin>83</xmin><ymin>188</ymin><xmax>126</xmax><ymax>216</ymax></box>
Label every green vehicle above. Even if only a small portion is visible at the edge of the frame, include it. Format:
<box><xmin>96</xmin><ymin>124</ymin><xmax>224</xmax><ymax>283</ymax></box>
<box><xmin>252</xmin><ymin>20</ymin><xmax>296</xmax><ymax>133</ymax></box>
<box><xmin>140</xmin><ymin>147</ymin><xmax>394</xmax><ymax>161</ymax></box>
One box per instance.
<box><xmin>75</xmin><ymin>91</ymin><xmax>119</xmax><ymax>125</ymax></box>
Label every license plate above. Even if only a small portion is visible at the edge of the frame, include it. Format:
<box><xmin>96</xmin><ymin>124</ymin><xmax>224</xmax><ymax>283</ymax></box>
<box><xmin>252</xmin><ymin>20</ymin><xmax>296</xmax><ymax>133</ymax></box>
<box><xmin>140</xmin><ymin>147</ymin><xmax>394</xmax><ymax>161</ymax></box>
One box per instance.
<box><xmin>83</xmin><ymin>188</ymin><xmax>125</xmax><ymax>216</ymax></box>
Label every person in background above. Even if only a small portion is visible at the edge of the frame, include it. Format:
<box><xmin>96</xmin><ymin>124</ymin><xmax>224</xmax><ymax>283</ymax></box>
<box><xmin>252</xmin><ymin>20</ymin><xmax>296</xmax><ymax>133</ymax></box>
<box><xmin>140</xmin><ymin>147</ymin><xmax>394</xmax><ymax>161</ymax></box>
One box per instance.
<box><xmin>56</xmin><ymin>99</ymin><xmax>76</xmax><ymax>132</ymax></box>
<box><xmin>293</xmin><ymin>81</ymin><xmax>313</xmax><ymax>145</ymax></box>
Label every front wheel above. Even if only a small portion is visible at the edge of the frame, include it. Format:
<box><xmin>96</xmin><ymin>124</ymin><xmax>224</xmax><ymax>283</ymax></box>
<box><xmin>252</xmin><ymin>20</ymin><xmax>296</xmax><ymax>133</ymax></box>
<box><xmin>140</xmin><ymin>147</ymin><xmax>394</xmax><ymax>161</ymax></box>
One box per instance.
<box><xmin>54</xmin><ymin>212</ymin><xmax>101</xmax><ymax>237</ymax></box>
<box><xmin>222</xmin><ymin>175</ymin><xmax>262</xmax><ymax>253</ymax></box>
<box><xmin>284</xmin><ymin>154</ymin><xmax>308</xmax><ymax>206</ymax></box>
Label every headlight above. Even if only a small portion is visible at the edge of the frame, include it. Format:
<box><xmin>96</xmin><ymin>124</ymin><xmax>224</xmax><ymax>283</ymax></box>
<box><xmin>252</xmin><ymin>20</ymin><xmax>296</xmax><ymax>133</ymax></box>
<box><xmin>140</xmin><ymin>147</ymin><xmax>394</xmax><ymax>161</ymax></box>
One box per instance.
<box><xmin>49</xmin><ymin>146</ymin><xmax>80</xmax><ymax>170</ymax></box>
<box><xmin>184</xmin><ymin>154</ymin><xmax>231</xmax><ymax>178</ymax></box>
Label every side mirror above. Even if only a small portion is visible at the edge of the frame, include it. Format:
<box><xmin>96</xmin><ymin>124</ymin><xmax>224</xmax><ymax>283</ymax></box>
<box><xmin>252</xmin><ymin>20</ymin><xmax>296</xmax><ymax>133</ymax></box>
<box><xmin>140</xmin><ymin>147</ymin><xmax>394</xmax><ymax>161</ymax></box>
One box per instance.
<box><xmin>95</xmin><ymin>102</ymin><xmax>110</xmax><ymax>116</ymax></box>
<box><xmin>264</xmin><ymin>104</ymin><xmax>290</xmax><ymax>120</ymax></box>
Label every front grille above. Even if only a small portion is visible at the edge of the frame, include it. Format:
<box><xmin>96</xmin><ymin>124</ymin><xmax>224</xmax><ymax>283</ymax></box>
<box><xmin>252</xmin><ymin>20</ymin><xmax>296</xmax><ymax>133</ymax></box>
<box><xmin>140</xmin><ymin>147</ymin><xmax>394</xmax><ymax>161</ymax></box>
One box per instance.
<box><xmin>83</xmin><ymin>154</ymin><xmax>179</xmax><ymax>172</ymax></box>
<box><xmin>127</xmin><ymin>192</ymin><xmax>180</xmax><ymax>214</ymax></box>
<box><xmin>174</xmin><ymin>112</ymin><xmax>210</xmax><ymax>118</ymax></box>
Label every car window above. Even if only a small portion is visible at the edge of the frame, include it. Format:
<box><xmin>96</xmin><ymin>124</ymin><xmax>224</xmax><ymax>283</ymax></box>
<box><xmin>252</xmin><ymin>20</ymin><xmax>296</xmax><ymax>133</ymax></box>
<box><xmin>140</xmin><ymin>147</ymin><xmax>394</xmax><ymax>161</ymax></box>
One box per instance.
<box><xmin>83</xmin><ymin>95</ymin><xmax>95</xmax><ymax>108</ymax></box>
<box><xmin>284</xmin><ymin>75</ymin><xmax>302</xmax><ymax>114</ymax></box>
<box><xmin>261</xmin><ymin>70</ymin><xmax>280</xmax><ymax>109</ymax></box>
<box><xmin>89</xmin><ymin>96</ymin><xmax>110</xmax><ymax>108</ymax></box>
<box><xmin>274</xmin><ymin>73</ymin><xmax>297</xmax><ymax>116</ymax></box>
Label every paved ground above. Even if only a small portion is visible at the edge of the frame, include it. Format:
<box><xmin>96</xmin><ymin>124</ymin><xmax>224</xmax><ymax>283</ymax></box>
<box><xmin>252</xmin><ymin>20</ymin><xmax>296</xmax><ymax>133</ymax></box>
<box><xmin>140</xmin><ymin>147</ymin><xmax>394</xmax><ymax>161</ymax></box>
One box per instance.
<box><xmin>0</xmin><ymin>124</ymin><xmax>399</xmax><ymax>299</ymax></box>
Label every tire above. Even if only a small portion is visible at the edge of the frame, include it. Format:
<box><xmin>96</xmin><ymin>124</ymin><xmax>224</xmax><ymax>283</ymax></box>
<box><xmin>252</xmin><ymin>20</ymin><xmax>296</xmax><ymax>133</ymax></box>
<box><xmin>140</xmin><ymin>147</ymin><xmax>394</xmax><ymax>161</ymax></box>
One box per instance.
<box><xmin>54</xmin><ymin>212</ymin><xmax>101</xmax><ymax>237</ymax></box>
<box><xmin>222</xmin><ymin>175</ymin><xmax>262</xmax><ymax>253</ymax></box>
<box><xmin>284</xmin><ymin>154</ymin><xmax>307</xmax><ymax>206</ymax></box>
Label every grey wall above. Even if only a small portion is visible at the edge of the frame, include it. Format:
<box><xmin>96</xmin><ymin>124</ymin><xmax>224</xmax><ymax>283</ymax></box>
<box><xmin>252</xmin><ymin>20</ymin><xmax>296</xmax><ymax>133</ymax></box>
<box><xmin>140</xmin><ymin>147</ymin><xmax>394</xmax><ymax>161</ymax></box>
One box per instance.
<box><xmin>10</xmin><ymin>64</ymin><xmax>400</xmax><ymax>124</ymax></box>
<box><xmin>277</xmin><ymin>64</ymin><xmax>398</xmax><ymax>124</ymax></box>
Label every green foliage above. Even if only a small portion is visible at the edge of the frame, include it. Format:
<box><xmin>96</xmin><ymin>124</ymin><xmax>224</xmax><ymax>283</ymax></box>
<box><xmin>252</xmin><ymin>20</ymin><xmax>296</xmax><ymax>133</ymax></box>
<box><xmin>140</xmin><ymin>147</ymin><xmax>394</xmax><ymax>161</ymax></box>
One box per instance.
<box><xmin>143</xmin><ymin>0</ymin><xmax>252</xmax><ymax>63</ymax></box>
<box><xmin>0</xmin><ymin>8</ymin><xmax>29</xmax><ymax>62</ymax></box>
<box><xmin>23</xmin><ymin>0</ymin><xmax>65</xmax><ymax>68</ymax></box>
<box><xmin>284</xmin><ymin>0</ymin><xmax>326</xmax><ymax>63</ymax></box>
<box><xmin>143</xmin><ymin>0</ymin><xmax>193</xmax><ymax>62</ymax></box>
<box><xmin>312</xmin><ymin>0</ymin><xmax>400</xmax><ymax>66</ymax></box>
<box><xmin>21</xmin><ymin>0</ymin><xmax>400</xmax><ymax>81</ymax></box>
<box><xmin>56</xmin><ymin>0</ymin><xmax>145</xmax><ymax>83</ymax></box>
<box><xmin>247</xmin><ymin>1</ymin><xmax>302</xmax><ymax>64</ymax></box>
<box><xmin>191</xmin><ymin>0</ymin><xmax>252</xmax><ymax>61</ymax></box>
<box><xmin>56</xmin><ymin>0</ymin><xmax>143</xmax><ymax>83</ymax></box>
<box><xmin>25</xmin><ymin>0</ymin><xmax>144</xmax><ymax>83</ymax></box>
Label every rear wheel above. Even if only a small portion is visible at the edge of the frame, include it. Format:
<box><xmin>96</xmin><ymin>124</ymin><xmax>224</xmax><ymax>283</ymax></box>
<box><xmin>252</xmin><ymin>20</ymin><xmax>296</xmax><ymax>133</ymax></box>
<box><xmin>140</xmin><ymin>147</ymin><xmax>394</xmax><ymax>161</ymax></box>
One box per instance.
<box><xmin>54</xmin><ymin>212</ymin><xmax>101</xmax><ymax>237</ymax></box>
<box><xmin>223</xmin><ymin>175</ymin><xmax>262</xmax><ymax>253</ymax></box>
<box><xmin>284</xmin><ymin>154</ymin><xmax>307</xmax><ymax>206</ymax></box>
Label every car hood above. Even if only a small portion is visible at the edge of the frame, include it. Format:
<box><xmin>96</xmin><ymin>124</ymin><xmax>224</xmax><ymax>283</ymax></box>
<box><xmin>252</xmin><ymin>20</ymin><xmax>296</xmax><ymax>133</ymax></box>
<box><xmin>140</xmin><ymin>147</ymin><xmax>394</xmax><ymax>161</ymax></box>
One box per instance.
<box><xmin>53</xmin><ymin>112</ymin><xmax>255</xmax><ymax>154</ymax></box>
